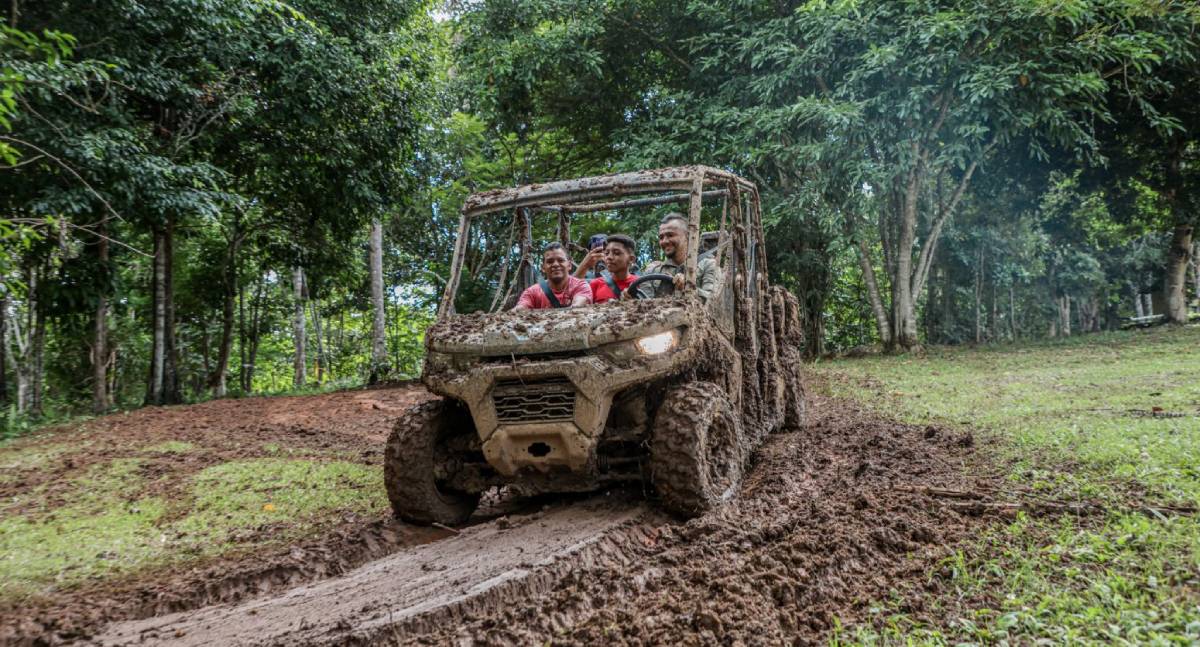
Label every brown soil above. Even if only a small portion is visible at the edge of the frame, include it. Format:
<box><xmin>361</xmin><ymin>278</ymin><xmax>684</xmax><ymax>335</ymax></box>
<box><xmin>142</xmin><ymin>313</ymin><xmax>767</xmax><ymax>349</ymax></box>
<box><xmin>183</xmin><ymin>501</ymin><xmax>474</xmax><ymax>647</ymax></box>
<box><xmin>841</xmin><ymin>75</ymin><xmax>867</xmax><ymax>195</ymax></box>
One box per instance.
<box><xmin>67</xmin><ymin>386</ymin><xmax>996</xmax><ymax>646</ymax></box>
<box><xmin>0</xmin><ymin>385</ymin><xmax>444</xmax><ymax>646</ymax></box>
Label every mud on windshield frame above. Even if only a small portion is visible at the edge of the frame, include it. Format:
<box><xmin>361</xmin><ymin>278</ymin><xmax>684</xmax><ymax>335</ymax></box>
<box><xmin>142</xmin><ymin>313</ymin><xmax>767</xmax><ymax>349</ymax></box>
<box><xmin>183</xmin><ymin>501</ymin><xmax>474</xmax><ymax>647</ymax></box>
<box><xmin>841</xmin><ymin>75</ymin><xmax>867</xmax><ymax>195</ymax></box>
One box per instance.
<box><xmin>437</xmin><ymin>165</ymin><xmax>761</xmax><ymax>319</ymax></box>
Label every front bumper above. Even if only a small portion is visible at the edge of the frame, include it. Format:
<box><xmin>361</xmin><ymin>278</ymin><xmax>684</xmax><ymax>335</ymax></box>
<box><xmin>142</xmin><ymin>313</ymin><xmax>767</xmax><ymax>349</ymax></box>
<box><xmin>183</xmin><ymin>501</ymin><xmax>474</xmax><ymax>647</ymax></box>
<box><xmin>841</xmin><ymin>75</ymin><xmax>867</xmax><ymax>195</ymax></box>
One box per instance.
<box><xmin>423</xmin><ymin>335</ymin><xmax>695</xmax><ymax>477</ymax></box>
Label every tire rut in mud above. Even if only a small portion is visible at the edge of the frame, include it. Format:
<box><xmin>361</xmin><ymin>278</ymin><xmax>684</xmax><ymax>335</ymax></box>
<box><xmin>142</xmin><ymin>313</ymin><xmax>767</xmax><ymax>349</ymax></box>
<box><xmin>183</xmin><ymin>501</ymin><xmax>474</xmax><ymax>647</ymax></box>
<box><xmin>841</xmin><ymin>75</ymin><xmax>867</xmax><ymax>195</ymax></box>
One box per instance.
<box><xmin>96</xmin><ymin>498</ymin><xmax>657</xmax><ymax>646</ymax></box>
<box><xmin>96</xmin><ymin>390</ymin><xmax>993</xmax><ymax>647</ymax></box>
<box><xmin>392</xmin><ymin>392</ymin><xmax>993</xmax><ymax>646</ymax></box>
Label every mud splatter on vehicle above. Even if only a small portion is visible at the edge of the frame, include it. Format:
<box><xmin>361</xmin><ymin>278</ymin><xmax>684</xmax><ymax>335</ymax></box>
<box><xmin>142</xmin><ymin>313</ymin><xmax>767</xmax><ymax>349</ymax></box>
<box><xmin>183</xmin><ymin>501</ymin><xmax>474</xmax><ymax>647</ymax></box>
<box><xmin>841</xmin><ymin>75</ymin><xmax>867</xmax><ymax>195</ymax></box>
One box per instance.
<box><xmin>385</xmin><ymin>166</ymin><xmax>807</xmax><ymax>523</ymax></box>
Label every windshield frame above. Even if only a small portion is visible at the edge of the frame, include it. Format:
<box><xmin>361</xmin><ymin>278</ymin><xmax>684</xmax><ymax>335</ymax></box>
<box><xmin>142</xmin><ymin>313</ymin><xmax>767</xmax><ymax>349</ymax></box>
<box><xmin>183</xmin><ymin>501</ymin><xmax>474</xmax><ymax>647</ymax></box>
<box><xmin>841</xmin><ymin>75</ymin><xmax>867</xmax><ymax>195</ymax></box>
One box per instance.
<box><xmin>436</xmin><ymin>166</ymin><xmax>757</xmax><ymax>319</ymax></box>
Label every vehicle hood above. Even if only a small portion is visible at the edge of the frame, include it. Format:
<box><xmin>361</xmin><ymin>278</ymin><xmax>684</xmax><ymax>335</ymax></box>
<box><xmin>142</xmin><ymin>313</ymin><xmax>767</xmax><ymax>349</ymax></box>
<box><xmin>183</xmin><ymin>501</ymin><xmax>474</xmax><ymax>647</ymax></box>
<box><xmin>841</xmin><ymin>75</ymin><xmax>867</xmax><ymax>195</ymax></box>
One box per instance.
<box><xmin>427</xmin><ymin>299</ymin><xmax>692</xmax><ymax>356</ymax></box>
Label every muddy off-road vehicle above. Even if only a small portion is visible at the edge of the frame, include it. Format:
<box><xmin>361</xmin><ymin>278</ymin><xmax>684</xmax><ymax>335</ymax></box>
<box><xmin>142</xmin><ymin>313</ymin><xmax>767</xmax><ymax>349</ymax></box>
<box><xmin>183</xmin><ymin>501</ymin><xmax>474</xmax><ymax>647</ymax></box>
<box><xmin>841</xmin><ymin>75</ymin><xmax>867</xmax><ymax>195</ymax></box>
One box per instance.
<box><xmin>385</xmin><ymin>166</ymin><xmax>805</xmax><ymax>524</ymax></box>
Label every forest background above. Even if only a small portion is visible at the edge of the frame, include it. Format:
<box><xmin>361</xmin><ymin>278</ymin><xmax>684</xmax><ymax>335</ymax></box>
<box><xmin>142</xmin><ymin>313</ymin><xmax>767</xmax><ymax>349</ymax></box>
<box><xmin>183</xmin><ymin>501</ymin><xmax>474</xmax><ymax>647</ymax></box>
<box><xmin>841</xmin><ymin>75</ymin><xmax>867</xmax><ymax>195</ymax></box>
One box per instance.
<box><xmin>1</xmin><ymin>0</ymin><xmax>1198</xmax><ymax>430</ymax></box>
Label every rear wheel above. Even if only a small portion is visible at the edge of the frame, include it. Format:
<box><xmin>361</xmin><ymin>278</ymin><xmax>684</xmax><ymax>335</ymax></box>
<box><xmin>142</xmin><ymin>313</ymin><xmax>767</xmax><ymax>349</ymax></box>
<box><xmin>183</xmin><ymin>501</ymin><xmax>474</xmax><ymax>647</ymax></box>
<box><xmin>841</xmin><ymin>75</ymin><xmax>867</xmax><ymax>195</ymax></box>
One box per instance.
<box><xmin>649</xmin><ymin>381</ymin><xmax>747</xmax><ymax>517</ymax></box>
<box><xmin>384</xmin><ymin>399</ymin><xmax>480</xmax><ymax>525</ymax></box>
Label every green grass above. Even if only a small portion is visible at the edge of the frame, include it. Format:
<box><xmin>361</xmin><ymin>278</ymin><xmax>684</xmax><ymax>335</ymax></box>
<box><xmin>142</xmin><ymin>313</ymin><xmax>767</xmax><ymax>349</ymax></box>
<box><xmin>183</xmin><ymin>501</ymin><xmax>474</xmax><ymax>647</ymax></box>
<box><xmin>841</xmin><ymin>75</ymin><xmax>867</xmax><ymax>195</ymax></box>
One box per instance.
<box><xmin>142</xmin><ymin>440</ymin><xmax>196</xmax><ymax>453</ymax></box>
<box><xmin>817</xmin><ymin>327</ymin><xmax>1200</xmax><ymax>645</ymax></box>
<box><xmin>0</xmin><ymin>455</ymin><xmax>386</xmax><ymax>601</ymax></box>
<box><xmin>0</xmin><ymin>441</ymin><xmax>78</xmax><ymax>484</ymax></box>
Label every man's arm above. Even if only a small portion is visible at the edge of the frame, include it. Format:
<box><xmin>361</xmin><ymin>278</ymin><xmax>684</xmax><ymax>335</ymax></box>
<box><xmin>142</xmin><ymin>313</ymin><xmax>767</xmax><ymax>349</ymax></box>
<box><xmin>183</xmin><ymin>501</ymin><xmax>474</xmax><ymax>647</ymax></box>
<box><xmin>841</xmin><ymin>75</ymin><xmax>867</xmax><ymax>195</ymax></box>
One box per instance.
<box><xmin>513</xmin><ymin>286</ymin><xmax>535</xmax><ymax>310</ymax></box>
<box><xmin>574</xmin><ymin>247</ymin><xmax>603</xmax><ymax>278</ymax></box>
<box><xmin>569</xmin><ymin>279</ymin><xmax>593</xmax><ymax>307</ymax></box>
<box><xmin>635</xmin><ymin>261</ymin><xmax>662</xmax><ymax>299</ymax></box>
<box><xmin>696</xmin><ymin>258</ymin><xmax>723</xmax><ymax>301</ymax></box>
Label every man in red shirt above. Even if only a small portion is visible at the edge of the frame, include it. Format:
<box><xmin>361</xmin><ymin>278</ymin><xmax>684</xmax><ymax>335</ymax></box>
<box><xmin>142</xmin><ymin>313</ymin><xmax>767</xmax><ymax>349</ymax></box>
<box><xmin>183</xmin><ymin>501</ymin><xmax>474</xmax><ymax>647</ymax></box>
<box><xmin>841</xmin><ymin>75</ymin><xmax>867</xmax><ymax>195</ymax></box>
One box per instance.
<box><xmin>583</xmin><ymin>234</ymin><xmax>638</xmax><ymax>304</ymax></box>
<box><xmin>513</xmin><ymin>243</ymin><xmax>593</xmax><ymax>309</ymax></box>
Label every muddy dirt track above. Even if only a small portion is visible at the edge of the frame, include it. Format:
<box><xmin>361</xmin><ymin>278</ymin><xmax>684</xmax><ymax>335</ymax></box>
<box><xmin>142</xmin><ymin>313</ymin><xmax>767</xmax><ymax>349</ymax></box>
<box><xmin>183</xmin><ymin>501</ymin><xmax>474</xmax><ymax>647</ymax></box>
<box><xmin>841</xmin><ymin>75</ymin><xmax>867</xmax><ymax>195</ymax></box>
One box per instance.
<box><xmin>27</xmin><ymin>383</ymin><xmax>995</xmax><ymax>647</ymax></box>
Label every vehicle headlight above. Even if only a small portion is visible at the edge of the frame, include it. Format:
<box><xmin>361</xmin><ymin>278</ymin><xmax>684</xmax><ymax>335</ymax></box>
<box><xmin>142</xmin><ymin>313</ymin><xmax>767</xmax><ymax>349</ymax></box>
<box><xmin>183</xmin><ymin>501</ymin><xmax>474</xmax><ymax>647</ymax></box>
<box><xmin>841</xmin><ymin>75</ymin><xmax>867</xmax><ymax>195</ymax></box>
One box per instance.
<box><xmin>634</xmin><ymin>331</ymin><xmax>677</xmax><ymax>355</ymax></box>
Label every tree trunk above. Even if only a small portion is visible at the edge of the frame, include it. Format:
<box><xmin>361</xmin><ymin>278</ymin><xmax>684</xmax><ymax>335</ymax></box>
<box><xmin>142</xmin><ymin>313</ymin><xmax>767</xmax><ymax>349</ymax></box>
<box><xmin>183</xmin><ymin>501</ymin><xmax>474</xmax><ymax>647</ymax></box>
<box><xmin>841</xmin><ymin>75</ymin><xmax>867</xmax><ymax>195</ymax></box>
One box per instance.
<box><xmin>0</xmin><ymin>292</ymin><xmax>8</xmax><ymax>407</ymax></box>
<box><xmin>1058</xmin><ymin>295</ymin><xmax>1072</xmax><ymax>337</ymax></box>
<box><xmin>209</xmin><ymin>235</ymin><xmax>241</xmax><ymax>398</ymax></box>
<box><xmin>238</xmin><ymin>275</ymin><xmax>246</xmax><ymax>393</ymax></box>
<box><xmin>92</xmin><ymin>232</ymin><xmax>110</xmax><ymax>413</ymax></box>
<box><xmin>974</xmin><ymin>247</ymin><xmax>983</xmax><ymax>344</ymax></box>
<box><xmin>1134</xmin><ymin>286</ymin><xmax>1145</xmax><ymax>318</ymax></box>
<box><xmin>30</xmin><ymin>301</ymin><xmax>45</xmax><ymax>417</ymax></box>
<box><xmin>989</xmin><ymin>272</ymin><xmax>998</xmax><ymax>342</ymax></box>
<box><xmin>245</xmin><ymin>279</ymin><xmax>265</xmax><ymax>392</ymax></box>
<box><xmin>855</xmin><ymin>237</ymin><xmax>891</xmax><ymax>346</ymax></box>
<box><xmin>1164</xmin><ymin>223</ymin><xmax>1193</xmax><ymax>324</ymax></box>
<box><xmin>1142</xmin><ymin>293</ymin><xmax>1153</xmax><ymax>317</ymax></box>
<box><xmin>1008</xmin><ymin>281</ymin><xmax>1017</xmax><ymax>342</ymax></box>
<box><xmin>147</xmin><ymin>226</ymin><xmax>167</xmax><ymax>405</ymax></box>
<box><xmin>162</xmin><ymin>216</ymin><xmax>181</xmax><ymax>404</ymax></box>
<box><xmin>369</xmin><ymin>218</ymin><xmax>388</xmax><ymax>383</ymax></box>
<box><xmin>889</xmin><ymin>178</ymin><xmax>920</xmax><ymax>351</ymax></box>
<box><xmin>1191</xmin><ymin>240</ymin><xmax>1199</xmax><ymax>305</ymax></box>
<box><xmin>310</xmin><ymin>298</ymin><xmax>326</xmax><ymax>384</ymax></box>
<box><xmin>9</xmin><ymin>271</ymin><xmax>35</xmax><ymax>414</ymax></box>
<box><xmin>941</xmin><ymin>264</ymin><xmax>953</xmax><ymax>344</ymax></box>
<box><xmin>292</xmin><ymin>266</ymin><xmax>307</xmax><ymax>388</ymax></box>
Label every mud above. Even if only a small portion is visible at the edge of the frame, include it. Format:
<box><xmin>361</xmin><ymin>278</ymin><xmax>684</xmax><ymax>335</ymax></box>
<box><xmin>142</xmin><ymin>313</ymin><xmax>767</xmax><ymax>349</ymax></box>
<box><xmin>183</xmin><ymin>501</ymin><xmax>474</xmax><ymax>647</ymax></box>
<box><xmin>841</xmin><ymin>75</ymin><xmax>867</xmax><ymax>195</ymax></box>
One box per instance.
<box><xmin>426</xmin><ymin>296</ymin><xmax>693</xmax><ymax>354</ymax></box>
<box><xmin>76</xmin><ymin>386</ymin><xmax>992</xmax><ymax>646</ymax></box>
<box><xmin>386</xmin><ymin>391</ymin><xmax>993</xmax><ymax>646</ymax></box>
<box><xmin>97</xmin><ymin>498</ymin><xmax>654</xmax><ymax>646</ymax></box>
<box><xmin>0</xmin><ymin>385</ymin><xmax>437</xmax><ymax>646</ymax></box>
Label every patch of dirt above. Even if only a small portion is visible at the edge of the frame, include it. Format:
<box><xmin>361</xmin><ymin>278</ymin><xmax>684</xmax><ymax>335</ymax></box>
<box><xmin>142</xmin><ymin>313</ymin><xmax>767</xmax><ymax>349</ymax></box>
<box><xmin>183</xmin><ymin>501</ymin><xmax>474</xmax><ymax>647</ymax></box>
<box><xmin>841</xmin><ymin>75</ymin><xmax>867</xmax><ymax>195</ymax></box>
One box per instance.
<box><xmin>0</xmin><ymin>385</ymin><xmax>431</xmax><ymax>513</ymax></box>
<box><xmin>0</xmin><ymin>385</ymin><xmax>439</xmax><ymax>646</ymax></box>
<box><xmin>84</xmin><ymin>387</ymin><xmax>996</xmax><ymax>646</ymax></box>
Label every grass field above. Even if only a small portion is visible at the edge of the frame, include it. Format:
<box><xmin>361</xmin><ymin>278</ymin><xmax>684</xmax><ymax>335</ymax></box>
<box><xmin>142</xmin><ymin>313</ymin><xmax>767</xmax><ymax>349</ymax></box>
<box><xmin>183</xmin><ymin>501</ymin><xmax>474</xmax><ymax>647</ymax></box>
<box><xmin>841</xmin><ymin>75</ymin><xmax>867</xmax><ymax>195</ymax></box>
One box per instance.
<box><xmin>816</xmin><ymin>326</ymin><xmax>1200</xmax><ymax>644</ymax></box>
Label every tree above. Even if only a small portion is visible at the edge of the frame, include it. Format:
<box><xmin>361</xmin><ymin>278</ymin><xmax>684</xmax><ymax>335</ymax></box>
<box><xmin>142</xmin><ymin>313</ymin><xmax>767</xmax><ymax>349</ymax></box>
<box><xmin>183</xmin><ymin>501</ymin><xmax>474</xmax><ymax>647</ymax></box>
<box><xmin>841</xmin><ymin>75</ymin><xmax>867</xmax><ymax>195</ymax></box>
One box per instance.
<box><xmin>368</xmin><ymin>218</ymin><xmax>389</xmax><ymax>383</ymax></box>
<box><xmin>449</xmin><ymin>0</ymin><xmax>1198</xmax><ymax>352</ymax></box>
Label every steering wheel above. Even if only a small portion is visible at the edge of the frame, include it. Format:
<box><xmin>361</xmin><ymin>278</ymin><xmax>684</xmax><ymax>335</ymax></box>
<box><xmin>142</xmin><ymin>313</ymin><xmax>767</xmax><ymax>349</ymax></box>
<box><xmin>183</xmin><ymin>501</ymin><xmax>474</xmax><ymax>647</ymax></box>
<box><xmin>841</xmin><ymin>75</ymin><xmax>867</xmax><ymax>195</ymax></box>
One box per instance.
<box><xmin>626</xmin><ymin>273</ymin><xmax>676</xmax><ymax>300</ymax></box>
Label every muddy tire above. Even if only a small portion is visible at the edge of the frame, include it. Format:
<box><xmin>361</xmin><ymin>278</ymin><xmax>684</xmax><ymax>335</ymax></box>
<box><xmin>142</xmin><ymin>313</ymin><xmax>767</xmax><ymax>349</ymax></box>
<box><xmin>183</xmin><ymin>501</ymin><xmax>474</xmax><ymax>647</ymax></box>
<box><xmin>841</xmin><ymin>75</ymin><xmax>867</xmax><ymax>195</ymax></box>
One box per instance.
<box><xmin>650</xmin><ymin>382</ymin><xmax>747</xmax><ymax>517</ymax></box>
<box><xmin>781</xmin><ymin>346</ymin><xmax>807</xmax><ymax>430</ymax></box>
<box><xmin>384</xmin><ymin>399</ymin><xmax>480</xmax><ymax>525</ymax></box>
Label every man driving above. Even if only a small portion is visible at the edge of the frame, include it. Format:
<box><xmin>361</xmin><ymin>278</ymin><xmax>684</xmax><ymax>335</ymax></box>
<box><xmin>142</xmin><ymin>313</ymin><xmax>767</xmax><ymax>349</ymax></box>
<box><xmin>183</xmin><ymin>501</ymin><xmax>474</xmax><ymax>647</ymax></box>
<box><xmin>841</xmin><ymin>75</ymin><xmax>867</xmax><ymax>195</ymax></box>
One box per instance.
<box><xmin>513</xmin><ymin>243</ymin><xmax>593</xmax><ymax>309</ymax></box>
<box><xmin>638</xmin><ymin>212</ymin><xmax>722</xmax><ymax>300</ymax></box>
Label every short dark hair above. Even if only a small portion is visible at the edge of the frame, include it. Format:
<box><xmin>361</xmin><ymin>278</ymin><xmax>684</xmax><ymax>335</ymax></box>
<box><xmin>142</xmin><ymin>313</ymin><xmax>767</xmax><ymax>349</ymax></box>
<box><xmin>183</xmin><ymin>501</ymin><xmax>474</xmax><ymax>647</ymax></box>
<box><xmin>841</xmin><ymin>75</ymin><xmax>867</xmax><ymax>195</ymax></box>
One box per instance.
<box><xmin>604</xmin><ymin>234</ymin><xmax>636</xmax><ymax>254</ymax></box>
<box><xmin>660</xmin><ymin>212</ymin><xmax>687</xmax><ymax>227</ymax></box>
<box><xmin>542</xmin><ymin>242</ymin><xmax>567</xmax><ymax>257</ymax></box>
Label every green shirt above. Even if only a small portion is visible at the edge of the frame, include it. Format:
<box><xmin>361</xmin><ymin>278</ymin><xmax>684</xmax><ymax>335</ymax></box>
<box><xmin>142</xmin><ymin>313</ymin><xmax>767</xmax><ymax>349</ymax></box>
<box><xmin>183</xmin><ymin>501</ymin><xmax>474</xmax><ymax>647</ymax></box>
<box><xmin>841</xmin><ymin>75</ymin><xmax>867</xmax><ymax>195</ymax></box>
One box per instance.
<box><xmin>637</xmin><ymin>255</ymin><xmax>723</xmax><ymax>301</ymax></box>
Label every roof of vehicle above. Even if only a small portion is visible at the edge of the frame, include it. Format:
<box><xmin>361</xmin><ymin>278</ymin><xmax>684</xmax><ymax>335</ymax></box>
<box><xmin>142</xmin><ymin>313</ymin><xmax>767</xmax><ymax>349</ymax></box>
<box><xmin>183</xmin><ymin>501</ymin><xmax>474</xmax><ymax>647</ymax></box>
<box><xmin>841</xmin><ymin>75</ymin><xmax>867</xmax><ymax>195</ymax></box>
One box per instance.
<box><xmin>461</xmin><ymin>165</ymin><xmax>757</xmax><ymax>218</ymax></box>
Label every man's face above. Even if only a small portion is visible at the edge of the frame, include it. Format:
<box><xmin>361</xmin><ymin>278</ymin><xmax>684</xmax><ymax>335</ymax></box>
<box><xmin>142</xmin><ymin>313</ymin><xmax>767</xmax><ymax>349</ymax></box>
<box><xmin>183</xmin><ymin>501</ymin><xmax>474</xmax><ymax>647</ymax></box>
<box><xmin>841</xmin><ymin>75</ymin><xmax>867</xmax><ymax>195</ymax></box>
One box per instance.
<box><xmin>542</xmin><ymin>249</ymin><xmax>570</xmax><ymax>282</ymax></box>
<box><xmin>603</xmin><ymin>242</ymin><xmax>633</xmax><ymax>274</ymax></box>
<box><xmin>658</xmin><ymin>220</ymin><xmax>687</xmax><ymax>262</ymax></box>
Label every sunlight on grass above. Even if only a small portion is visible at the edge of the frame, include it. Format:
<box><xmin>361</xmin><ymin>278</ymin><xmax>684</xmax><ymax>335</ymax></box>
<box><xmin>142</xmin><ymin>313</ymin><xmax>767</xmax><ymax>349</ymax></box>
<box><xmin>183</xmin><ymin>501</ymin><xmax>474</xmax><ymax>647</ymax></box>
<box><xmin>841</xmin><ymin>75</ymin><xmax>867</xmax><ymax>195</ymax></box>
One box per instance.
<box><xmin>817</xmin><ymin>327</ymin><xmax>1200</xmax><ymax>644</ymax></box>
<box><xmin>0</xmin><ymin>456</ymin><xmax>386</xmax><ymax>602</ymax></box>
<box><xmin>175</xmin><ymin>459</ymin><xmax>386</xmax><ymax>543</ymax></box>
<box><xmin>142</xmin><ymin>440</ymin><xmax>196</xmax><ymax>454</ymax></box>
<box><xmin>0</xmin><ymin>442</ymin><xmax>82</xmax><ymax>484</ymax></box>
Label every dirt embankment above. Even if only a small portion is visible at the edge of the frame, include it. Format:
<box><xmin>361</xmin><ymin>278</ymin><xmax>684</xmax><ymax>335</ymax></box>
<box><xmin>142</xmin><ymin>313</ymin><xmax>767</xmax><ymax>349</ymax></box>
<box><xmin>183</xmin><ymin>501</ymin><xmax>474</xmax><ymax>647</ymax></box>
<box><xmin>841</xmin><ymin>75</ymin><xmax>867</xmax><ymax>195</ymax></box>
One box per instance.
<box><xmin>89</xmin><ymin>387</ymin><xmax>992</xmax><ymax>646</ymax></box>
<box><xmin>1</xmin><ymin>385</ymin><xmax>441</xmax><ymax>646</ymax></box>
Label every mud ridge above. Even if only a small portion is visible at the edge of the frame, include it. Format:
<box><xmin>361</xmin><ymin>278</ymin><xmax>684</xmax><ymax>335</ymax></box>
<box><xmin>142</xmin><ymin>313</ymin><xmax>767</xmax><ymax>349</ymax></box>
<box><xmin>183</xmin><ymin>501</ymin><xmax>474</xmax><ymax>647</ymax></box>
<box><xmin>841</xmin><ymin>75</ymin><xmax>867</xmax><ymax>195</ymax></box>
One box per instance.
<box><xmin>96</xmin><ymin>499</ymin><xmax>656</xmax><ymax>646</ymax></box>
<box><xmin>389</xmin><ymin>391</ymin><xmax>997</xmax><ymax>646</ymax></box>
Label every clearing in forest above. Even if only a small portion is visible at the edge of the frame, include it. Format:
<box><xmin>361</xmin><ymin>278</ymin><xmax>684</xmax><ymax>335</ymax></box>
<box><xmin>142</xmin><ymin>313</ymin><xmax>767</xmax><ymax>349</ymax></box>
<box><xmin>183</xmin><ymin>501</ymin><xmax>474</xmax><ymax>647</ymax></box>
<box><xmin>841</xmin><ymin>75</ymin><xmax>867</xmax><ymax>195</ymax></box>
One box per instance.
<box><xmin>1</xmin><ymin>327</ymin><xmax>1196</xmax><ymax>645</ymax></box>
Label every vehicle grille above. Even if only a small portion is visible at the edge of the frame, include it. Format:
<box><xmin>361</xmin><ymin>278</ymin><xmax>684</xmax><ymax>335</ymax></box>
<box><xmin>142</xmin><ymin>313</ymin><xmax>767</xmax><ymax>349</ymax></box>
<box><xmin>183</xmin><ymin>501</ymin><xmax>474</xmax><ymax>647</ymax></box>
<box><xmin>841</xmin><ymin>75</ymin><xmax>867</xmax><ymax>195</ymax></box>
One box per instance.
<box><xmin>492</xmin><ymin>377</ymin><xmax>576</xmax><ymax>423</ymax></box>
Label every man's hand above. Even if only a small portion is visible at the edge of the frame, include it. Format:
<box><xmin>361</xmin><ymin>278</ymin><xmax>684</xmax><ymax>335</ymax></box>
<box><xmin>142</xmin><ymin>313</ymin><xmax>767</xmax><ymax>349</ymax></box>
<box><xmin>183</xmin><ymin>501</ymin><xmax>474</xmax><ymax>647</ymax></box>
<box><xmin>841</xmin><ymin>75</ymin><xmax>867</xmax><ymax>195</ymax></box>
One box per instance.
<box><xmin>574</xmin><ymin>247</ymin><xmax>604</xmax><ymax>278</ymax></box>
<box><xmin>672</xmin><ymin>273</ymin><xmax>686</xmax><ymax>291</ymax></box>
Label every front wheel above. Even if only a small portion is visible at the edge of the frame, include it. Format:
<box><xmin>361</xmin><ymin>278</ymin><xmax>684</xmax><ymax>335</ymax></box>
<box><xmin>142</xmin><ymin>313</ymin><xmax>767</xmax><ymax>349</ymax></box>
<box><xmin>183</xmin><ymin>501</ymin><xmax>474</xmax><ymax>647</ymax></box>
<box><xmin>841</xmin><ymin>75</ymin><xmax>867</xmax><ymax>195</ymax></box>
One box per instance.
<box><xmin>384</xmin><ymin>399</ymin><xmax>480</xmax><ymax>525</ymax></box>
<box><xmin>649</xmin><ymin>381</ymin><xmax>747</xmax><ymax>517</ymax></box>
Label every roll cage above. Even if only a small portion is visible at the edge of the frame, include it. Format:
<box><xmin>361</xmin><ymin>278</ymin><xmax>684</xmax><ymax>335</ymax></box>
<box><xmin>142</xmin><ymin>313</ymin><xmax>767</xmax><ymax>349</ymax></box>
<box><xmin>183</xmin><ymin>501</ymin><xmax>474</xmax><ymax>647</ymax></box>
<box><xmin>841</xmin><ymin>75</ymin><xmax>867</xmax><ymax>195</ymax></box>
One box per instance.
<box><xmin>437</xmin><ymin>165</ymin><xmax>763</xmax><ymax>319</ymax></box>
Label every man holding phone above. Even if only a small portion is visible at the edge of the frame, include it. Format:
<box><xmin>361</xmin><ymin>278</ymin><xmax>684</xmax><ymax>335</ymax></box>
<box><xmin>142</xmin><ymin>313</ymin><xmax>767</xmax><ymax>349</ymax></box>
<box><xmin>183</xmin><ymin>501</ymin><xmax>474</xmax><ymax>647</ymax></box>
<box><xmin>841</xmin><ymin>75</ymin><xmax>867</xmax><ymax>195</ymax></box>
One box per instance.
<box><xmin>588</xmin><ymin>234</ymin><xmax>638</xmax><ymax>303</ymax></box>
<box><xmin>574</xmin><ymin>233</ymin><xmax>610</xmax><ymax>280</ymax></box>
